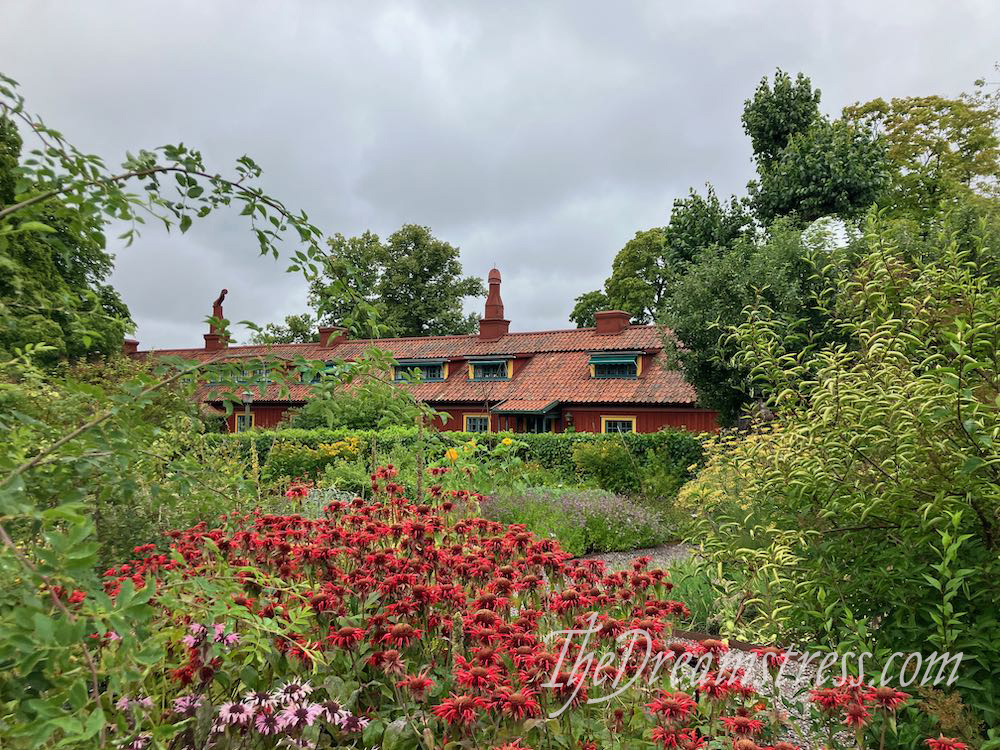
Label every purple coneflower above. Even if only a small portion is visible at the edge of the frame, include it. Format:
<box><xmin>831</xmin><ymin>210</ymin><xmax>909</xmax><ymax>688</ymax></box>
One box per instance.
<box><xmin>277</xmin><ymin>702</ymin><xmax>324</xmax><ymax>731</ymax></box>
<box><xmin>172</xmin><ymin>694</ymin><xmax>203</xmax><ymax>715</ymax></box>
<box><xmin>322</xmin><ymin>700</ymin><xmax>348</xmax><ymax>724</ymax></box>
<box><xmin>218</xmin><ymin>701</ymin><xmax>252</xmax><ymax>725</ymax></box>
<box><xmin>254</xmin><ymin>707</ymin><xmax>281</xmax><ymax>735</ymax></box>
<box><xmin>276</xmin><ymin>680</ymin><xmax>313</xmax><ymax>703</ymax></box>
<box><xmin>338</xmin><ymin>713</ymin><xmax>370</xmax><ymax>732</ymax></box>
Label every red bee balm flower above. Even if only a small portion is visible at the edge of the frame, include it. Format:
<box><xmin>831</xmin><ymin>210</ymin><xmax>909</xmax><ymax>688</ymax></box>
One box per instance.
<box><xmin>646</xmin><ymin>690</ymin><xmax>696</xmax><ymax>723</ymax></box>
<box><xmin>398</xmin><ymin>673</ymin><xmax>435</xmax><ymax>700</ymax></box>
<box><xmin>843</xmin><ymin>702</ymin><xmax>871</xmax><ymax>728</ymax></box>
<box><xmin>327</xmin><ymin>625</ymin><xmax>365</xmax><ymax>650</ymax></box>
<box><xmin>870</xmin><ymin>686</ymin><xmax>909</xmax><ymax>711</ymax></box>
<box><xmin>495</xmin><ymin>688</ymin><xmax>540</xmax><ymax>720</ymax></box>
<box><xmin>431</xmin><ymin>693</ymin><xmax>487</xmax><ymax>726</ymax></box>
<box><xmin>381</xmin><ymin>623</ymin><xmax>422</xmax><ymax>649</ymax></box>
<box><xmin>926</xmin><ymin>738</ymin><xmax>968</xmax><ymax>750</ymax></box>
<box><xmin>720</xmin><ymin>716</ymin><xmax>765</xmax><ymax>736</ymax></box>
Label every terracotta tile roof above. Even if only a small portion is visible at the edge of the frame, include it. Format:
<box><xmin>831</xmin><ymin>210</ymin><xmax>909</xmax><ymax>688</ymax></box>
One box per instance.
<box><xmin>141</xmin><ymin>325</ymin><xmax>672</xmax><ymax>362</ymax></box>
<box><xmin>493</xmin><ymin>399</ymin><xmax>561</xmax><ymax>414</ymax></box>
<box><xmin>140</xmin><ymin>325</ymin><xmax>698</xmax><ymax>407</ymax></box>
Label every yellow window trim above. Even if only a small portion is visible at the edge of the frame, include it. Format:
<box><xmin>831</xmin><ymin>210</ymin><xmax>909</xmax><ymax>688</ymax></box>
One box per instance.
<box><xmin>636</xmin><ymin>355</ymin><xmax>643</xmax><ymax>376</ymax></box>
<box><xmin>464</xmin><ymin>413</ymin><xmax>492</xmax><ymax>432</ymax></box>
<box><xmin>235</xmin><ymin>412</ymin><xmax>256</xmax><ymax>432</ymax></box>
<box><xmin>507</xmin><ymin>360</ymin><xmax>514</xmax><ymax>378</ymax></box>
<box><xmin>600</xmin><ymin>415</ymin><xmax>636</xmax><ymax>434</ymax></box>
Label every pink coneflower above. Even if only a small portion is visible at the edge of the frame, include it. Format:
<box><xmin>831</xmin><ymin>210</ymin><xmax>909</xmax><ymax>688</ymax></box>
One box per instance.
<box><xmin>212</xmin><ymin>623</ymin><xmax>227</xmax><ymax>643</ymax></box>
<box><xmin>244</xmin><ymin>690</ymin><xmax>278</xmax><ymax>708</ymax></box>
<box><xmin>115</xmin><ymin>696</ymin><xmax>131</xmax><ymax>711</ymax></box>
<box><xmin>218</xmin><ymin>701</ymin><xmax>252</xmax><ymax>725</ymax></box>
<box><xmin>172</xmin><ymin>694</ymin><xmax>203</xmax><ymax>715</ymax></box>
<box><xmin>254</xmin><ymin>707</ymin><xmax>281</xmax><ymax>735</ymax></box>
<box><xmin>321</xmin><ymin>700</ymin><xmax>348</xmax><ymax>724</ymax></box>
<box><xmin>338</xmin><ymin>713</ymin><xmax>370</xmax><ymax>732</ymax></box>
<box><xmin>126</xmin><ymin>733</ymin><xmax>151</xmax><ymax>750</ymax></box>
<box><xmin>276</xmin><ymin>680</ymin><xmax>313</xmax><ymax>703</ymax></box>
<box><xmin>277</xmin><ymin>702</ymin><xmax>324</xmax><ymax>731</ymax></box>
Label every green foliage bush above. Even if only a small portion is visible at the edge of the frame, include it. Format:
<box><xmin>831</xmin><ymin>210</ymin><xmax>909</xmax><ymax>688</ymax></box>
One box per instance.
<box><xmin>571</xmin><ymin>441</ymin><xmax>640</xmax><ymax>494</ymax></box>
<box><xmin>680</xmin><ymin>208</ymin><xmax>1000</xmax><ymax>727</ymax></box>
<box><xmin>207</xmin><ymin>426</ymin><xmax>705</xmax><ymax>491</ymax></box>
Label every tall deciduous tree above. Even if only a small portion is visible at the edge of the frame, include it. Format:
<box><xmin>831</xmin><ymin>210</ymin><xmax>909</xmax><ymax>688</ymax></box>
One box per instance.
<box><xmin>0</xmin><ymin>117</ymin><xmax>132</xmax><ymax>362</ymax></box>
<box><xmin>843</xmin><ymin>91</ymin><xmax>1000</xmax><ymax>221</ymax></box>
<box><xmin>309</xmin><ymin>224</ymin><xmax>484</xmax><ymax>338</ymax></box>
<box><xmin>741</xmin><ymin>69</ymin><xmax>822</xmax><ymax>168</ymax></box>
<box><xmin>246</xmin><ymin>313</ymin><xmax>319</xmax><ymax>344</ymax></box>
<box><xmin>750</xmin><ymin>118</ymin><xmax>889</xmax><ymax>225</ymax></box>
<box><xmin>570</xmin><ymin>187</ymin><xmax>749</xmax><ymax>326</ymax></box>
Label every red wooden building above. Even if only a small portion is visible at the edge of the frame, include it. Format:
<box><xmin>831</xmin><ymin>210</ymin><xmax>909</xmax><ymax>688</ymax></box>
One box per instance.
<box><xmin>126</xmin><ymin>269</ymin><xmax>718</xmax><ymax>434</ymax></box>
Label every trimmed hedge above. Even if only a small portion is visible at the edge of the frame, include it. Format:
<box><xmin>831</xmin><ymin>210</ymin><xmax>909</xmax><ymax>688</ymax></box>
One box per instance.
<box><xmin>202</xmin><ymin>426</ymin><xmax>705</xmax><ymax>479</ymax></box>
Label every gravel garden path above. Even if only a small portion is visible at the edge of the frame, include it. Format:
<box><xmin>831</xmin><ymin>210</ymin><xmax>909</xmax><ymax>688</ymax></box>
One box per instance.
<box><xmin>579</xmin><ymin>541</ymin><xmax>693</xmax><ymax>570</ymax></box>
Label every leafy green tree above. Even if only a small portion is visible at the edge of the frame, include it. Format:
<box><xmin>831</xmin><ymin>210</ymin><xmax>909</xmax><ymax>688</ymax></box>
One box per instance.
<box><xmin>741</xmin><ymin>69</ymin><xmax>822</xmax><ymax>168</ymax></box>
<box><xmin>285</xmin><ymin>375</ymin><xmax>435</xmax><ymax>430</ymax></box>
<box><xmin>570</xmin><ymin>187</ymin><xmax>749</xmax><ymax>327</ymax></box>
<box><xmin>309</xmin><ymin>230</ymin><xmax>384</xmax><ymax>327</ymax></box>
<box><xmin>750</xmin><ymin>118</ymin><xmax>889</xmax><ymax>225</ymax></box>
<box><xmin>663</xmin><ymin>221</ymin><xmax>849</xmax><ymax>423</ymax></box>
<box><xmin>843</xmin><ymin>91</ymin><xmax>1000</xmax><ymax>221</ymax></box>
<box><xmin>246</xmin><ymin>312</ymin><xmax>318</xmax><ymax>344</ymax></box>
<box><xmin>309</xmin><ymin>225</ymin><xmax>484</xmax><ymax>337</ymax></box>
<box><xmin>568</xmin><ymin>289</ymin><xmax>609</xmax><ymax>328</ymax></box>
<box><xmin>0</xmin><ymin>117</ymin><xmax>132</xmax><ymax>362</ymax></box>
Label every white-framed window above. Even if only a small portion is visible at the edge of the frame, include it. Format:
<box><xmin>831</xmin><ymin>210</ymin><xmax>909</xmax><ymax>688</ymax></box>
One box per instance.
<box><xmin>394</xmin><ymin>363</ymin><xmax>445</xmax><ymax>382</ymax></box>
<box><xmin>471</xmin><ymin>361</ymin><xmax>508</xmax><ymax>380</ymax></box>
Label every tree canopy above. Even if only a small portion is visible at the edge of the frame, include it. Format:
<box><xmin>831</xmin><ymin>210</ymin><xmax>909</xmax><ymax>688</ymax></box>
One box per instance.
<box><xmin>307</xmin><ymin>224</ymin><xmax>484</xmax><ymax>338</ymax></box>
<box><xmin>0</xmin><ymin>117</ymin><xmax>132</xmax><ymax>362</ymax></box>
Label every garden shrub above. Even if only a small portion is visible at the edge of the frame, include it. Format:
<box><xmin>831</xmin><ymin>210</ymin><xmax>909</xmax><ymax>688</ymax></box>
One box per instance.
<box><xmin>262</xmin><ymin>437</ymin><xmax>361</xmax><ymax>482</ymax></box>
<box><xmin>571</xmin><ymin>441</ymin><xmax>640</xmax><ymax>494</ymax></box>
<box><xmin>680</xmin><ymin>211</ymin><xmax>1000</xmax><ymax>729</ymax></box>
<box><xmin>208</xmin><ymin>426</ymin><xmax>705</xmax><ymax>491</ymax></box>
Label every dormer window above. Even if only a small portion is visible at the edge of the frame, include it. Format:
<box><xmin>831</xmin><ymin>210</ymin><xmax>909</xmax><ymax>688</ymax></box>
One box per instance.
<box><xmin>469</xmin><ymin>358</ymin><xmax>511</xmax><ymax>381</ymax></box>
<box><xmin>394</xmin><ymin>360</ymin><xmax>447</xmax><ymax>382</ymax></box>
<box><xmin>589</xmin><ymin>353</ymin><xmax>640</xmax><ymax>379</ymax></box>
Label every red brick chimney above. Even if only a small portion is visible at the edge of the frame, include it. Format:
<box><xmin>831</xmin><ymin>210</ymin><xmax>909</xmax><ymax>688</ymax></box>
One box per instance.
<box><xmin>479</xmin><ymin>268</ymin><xmax>510</xmax><ymax>340</ymax></box>
<box><xmin>122</xmin><ymin>338</ymin><xmax>139</xmax><ymax>356</ymax></box>
<box><xmin>204</xmin><ymin>288</ymin><xmax>230</xmax><ymax>351</ymax></box>
<box><xmin>594</xmin><ymin>310</ymin><xmax>631</xmax><ymax>335</ymax></box>
<box><xmin>318</xmin><ymin>325</ymin><xmax>347</xmax><ymax>348</ymax></box>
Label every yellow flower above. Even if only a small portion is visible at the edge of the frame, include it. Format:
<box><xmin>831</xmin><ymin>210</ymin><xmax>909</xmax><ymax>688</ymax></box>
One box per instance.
<box><xmin>445</xmin><ymin>448</ymin><xmax>459</xmax><ymax>463</ymax></box>
<box><xmin>501</xmin><ymin>438</ymin><xmax>513</xmax><ymax>446</ymax></box>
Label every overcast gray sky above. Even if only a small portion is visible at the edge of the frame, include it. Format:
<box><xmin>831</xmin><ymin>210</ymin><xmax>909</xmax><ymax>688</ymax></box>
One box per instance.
<box><xmin>2</xmin><ymin>1</ymin><xmax>997</xmax><ymax>347</ymax></box>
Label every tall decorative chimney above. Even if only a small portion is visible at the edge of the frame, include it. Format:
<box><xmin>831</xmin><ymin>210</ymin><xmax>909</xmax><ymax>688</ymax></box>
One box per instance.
<box><xmin>122</xmin><ymin>338</ymin><xmax>139</xmax><ymax>356</ymax></box>
<box><xmin>204</xmin><ymin>288</ymin><xmax>229</xmax><ymax>351</ymax></box>
<box><xmin>594</xmin><ymin>310</ymin><xmax>631</xmax><ymax>335</ymax></box>
<box><xmin>479</xmin><ymin>268</ymin><xmax>510</xmax><ymax>340</ymax></box>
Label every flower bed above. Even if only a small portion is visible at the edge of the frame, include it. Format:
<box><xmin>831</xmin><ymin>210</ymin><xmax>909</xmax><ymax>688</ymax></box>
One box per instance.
<box><xmin>98</xmin><ymin>469</ymin><xmax>956</xmax><ymax>749</ymax></box>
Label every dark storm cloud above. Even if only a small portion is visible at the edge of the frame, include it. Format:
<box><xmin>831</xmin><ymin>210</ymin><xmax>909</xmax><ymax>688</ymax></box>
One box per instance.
<box><xmin>2</xmin><ymin>1</ymin><xmax>997</xmax><ymax>346</ymax></box>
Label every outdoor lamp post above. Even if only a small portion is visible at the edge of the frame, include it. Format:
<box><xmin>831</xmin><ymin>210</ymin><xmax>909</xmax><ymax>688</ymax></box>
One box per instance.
<box><xmin>241</xmin><ymin>389</ymin><xmax>253</xmax><ymax>432</ymax></box>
